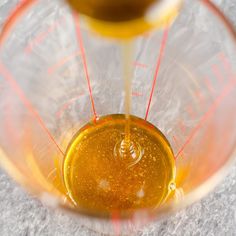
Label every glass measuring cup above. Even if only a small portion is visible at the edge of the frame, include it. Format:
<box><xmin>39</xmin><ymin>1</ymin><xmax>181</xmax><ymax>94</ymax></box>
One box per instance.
<box><xmin>0</xmin><ymin>0</ymin><xmax>236</xmax><ymax>234</ymax></box>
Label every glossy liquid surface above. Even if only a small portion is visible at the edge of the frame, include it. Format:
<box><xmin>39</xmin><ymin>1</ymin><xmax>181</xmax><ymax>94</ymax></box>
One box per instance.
<box><xmin>66</xmin><ymin>0</ymin><xmax>182</xmax><ymax>38</ymax></box>
<box><xmin>67</xmin><ymin>0</ymin><xmax>160</xmax><ymax>22</ymax></box>
<box><xmin>63</xmin><ymin>115</ymin><xmax>175</xmax><ymax>213</ymax></box>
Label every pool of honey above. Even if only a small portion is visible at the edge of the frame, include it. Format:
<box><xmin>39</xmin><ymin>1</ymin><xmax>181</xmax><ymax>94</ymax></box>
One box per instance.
<box><xmin>63</xmin><ymin>114</ymin><xmax>175</xmax><ymax>213</ymax></box>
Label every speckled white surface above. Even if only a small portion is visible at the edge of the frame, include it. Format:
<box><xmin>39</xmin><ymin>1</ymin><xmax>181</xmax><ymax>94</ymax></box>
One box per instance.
<box><xmin>0</xmin><ymin>163</ymin><xmax>235</xmax><ymax>236</ymax></box>
<box><xmin>0</xmin><ymin>0</ymin><xmax>236</xmax><ymax>235</ymax></box>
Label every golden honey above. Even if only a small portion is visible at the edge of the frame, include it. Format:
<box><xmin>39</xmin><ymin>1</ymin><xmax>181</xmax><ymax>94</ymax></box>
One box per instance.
<box><xmin>66</xmin><ymin>0</ymin><xmax>182</xmax><ymax>38</ymax></box>
<box><xmin>63</xmin><ymin>114</ymin><xmax>175</xmax><ymax>213</ymax></box>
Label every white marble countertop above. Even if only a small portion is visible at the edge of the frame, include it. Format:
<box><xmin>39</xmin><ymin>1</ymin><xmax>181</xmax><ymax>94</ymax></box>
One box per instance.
<box><xmin>0</xmin><ymin>0</ymin><xmax>236</xmax><ymax>235</ymax></box>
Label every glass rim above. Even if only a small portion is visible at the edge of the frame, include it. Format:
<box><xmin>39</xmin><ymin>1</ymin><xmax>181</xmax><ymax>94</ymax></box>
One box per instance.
<box><xmin>0</xmin><ymin>0</ymin><xmax>236</xmax><ymax>221</ymax></box>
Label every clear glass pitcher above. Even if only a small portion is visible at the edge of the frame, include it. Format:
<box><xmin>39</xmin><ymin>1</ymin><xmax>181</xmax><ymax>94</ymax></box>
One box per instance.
<box><xmin>0</xmin><ymin>0</ymin><xmax>235</xmax><ymax>234</ymax></box>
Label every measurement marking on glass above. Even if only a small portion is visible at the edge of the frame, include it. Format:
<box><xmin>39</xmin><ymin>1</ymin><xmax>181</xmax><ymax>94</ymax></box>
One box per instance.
<box><xmin>172</xmin><ymin>135</ymin><xmax>180</xmax><ymax>148</ymax></box>
<box><xmin>56</xmin><ymin>93</ymin><xmax>84</xmax><ymax>119</ymax></box>
<box><xmin>0</xmin><ymin>0</ymin><xmax>37</xmax><ymax>46</ymax></box>
<box><xmin>134</xmin><ymin>61</ymin><xmax>148</xmax><ymax>69</ymax></box>
<box><xmin>111</xmin><ymin>211</ymin><xmax>120</xmax><ymax>236</ymax></box>
<box><xmin>145</xmin><ymin>28</ymin><xmax>169</xmax><ymax>121</ymax></box>
<box><xmin>24</xmin><ymin>17</ymin><xmax>65</xmax><ymax>54</ymax></box>
<box><xmin>0</xmin><ymin>62</ymin><xmax>64</xmax><ymax>156</ymax></box>
<box><xmin>24</xmin><ymin>16</ymin><xmax>66</xmax><ymax>54</ymax></box>
<box><xmin>132</xmin><ymin>91</ymin><xmax>143</xmax><ymax>97</ymax></box>
<box><xmin>175</xmin><ymin>77</ymin><xmax>236</xmax><ymax>159</ymax></box>
<box><xmin>47</xmin><ymin>50</ymin><xmax>81</xmax><ymax>75</ymax></box>
<box><xmin>73</xmin><ymin>13</ymin><xmax>97</xmax><ymax>120</ymax></box>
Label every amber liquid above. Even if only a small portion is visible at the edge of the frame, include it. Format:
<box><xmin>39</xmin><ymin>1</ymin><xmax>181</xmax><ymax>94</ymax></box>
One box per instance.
<box><xmin>62</xmin><ymin>47</ymin><xmax>176</xmax><ymax>213</ymax></box>
<box><xmin>66</xmin><ymin>0</ymin><xmax>182</xmax><ymax>38</ymax></box>
<box><xmin>62</xmin><ymin>0</ymin><xmax>177</xmax><ymax>214</ymax></box>
<box><xmin>67</xmin><ymin>0</ymin><xmax>160</xmax><ymax>22</ymax></box>
<box><xmin>63</xmin><ymin>115</ymin><xmax>175</xmax><ymax>212</ymax></box>
<box><xmin>121</xmin><ymin>41</ymin><xmax>133</xmax><ymax>148</ymax></box>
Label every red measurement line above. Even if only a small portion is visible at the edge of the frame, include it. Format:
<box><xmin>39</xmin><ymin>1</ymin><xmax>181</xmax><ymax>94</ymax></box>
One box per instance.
<box><xmin>48</xmin><ymin>50</ymin><xmax>81</xmax><ymax>75</ymax></box>
<box><xmin>132</xmin><ymin>91</ymin><xmax>143</xmax><ymax>97</ymax></box>
<box><xmin>172</xmin><ymin>135</ymin><xmax>179</xmax><ymax>147</ymax></box>
<box><xmin>0</xmin><ymin>63</ymin><xmax>64</xmax><ymax>156</ymax></box>
<box><xmin>73</xmin><ymin>13</ymin><xmax>97</xmax><ymax>120</ymax></box>
<box><xmin>111</xmin><ymin>211</ymin><xmax>120</xmax><ymax>236</ymax></box>
<box><xmin>24</xmin><ymin>16</ymin><xmax>66</xmax><ymax>54</ymax></box>
<box><xmin>0</xmin><ymin>0</ymin><xmax>37</xmax><ymax>46</ymax></box>
<box><xmin>134</xmin><ymin>61</ymin><xmax>148</xmax><ymax>68</ymax></box>
<box><xmin>175</xmin><ymin>77</ymin><xmax>236</xmax><ymax>159</ymax></box>
<box><xmin>145</xmin><ymin>28</ymin><xmax>169</xmax><ymax>120</ymax></box>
